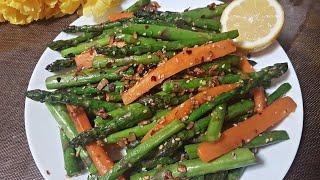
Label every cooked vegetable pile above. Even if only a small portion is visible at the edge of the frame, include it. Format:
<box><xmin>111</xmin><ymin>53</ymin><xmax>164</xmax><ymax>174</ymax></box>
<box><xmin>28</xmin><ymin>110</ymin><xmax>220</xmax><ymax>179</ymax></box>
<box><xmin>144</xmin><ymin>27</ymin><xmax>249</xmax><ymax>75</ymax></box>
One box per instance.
<box><xmin>26</xmin><ymin>0</ymin><xmax>296</xmax><ymax>179</ymax></box>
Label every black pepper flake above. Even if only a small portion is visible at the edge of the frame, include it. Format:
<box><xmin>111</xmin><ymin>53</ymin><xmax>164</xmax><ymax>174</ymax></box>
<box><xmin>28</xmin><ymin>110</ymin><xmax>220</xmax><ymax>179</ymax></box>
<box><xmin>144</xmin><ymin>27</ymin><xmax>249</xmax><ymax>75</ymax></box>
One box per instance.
<box><xmin>151</xmin><ymin>76</ymin><xmax>157</xmax><ymax>81</ymax></box>
<box><xmin>186</xmin><ymin>49</ymin><xmax>192</xmax><ymax>55</ymax></box>
<box><xmin>144</xmin><ymin>25</ymin><xmax>149</xmax><ymax>29</ymax></box>
<box><xmin>56</xmin><ymin>77</ymin><xmax>61</xmax><ymax>82</ymax></box>
<box><xmin>46</xmin><ymin>170</ymin><xmax>50</xmax><ymax>175</ymax></box>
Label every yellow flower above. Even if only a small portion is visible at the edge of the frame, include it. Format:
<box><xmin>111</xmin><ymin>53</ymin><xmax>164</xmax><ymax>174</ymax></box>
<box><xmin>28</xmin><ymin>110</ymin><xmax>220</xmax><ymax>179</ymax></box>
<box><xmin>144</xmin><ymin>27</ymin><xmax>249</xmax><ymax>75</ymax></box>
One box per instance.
<box><xmin>40</xmin><ymin>3</ymin><xmax>63</xmax><ymax>20</ymax></box>
<box><xmin>82</xmin><ymin>0</ymin><xmax>122</xmax><ymax>17</ymax></box>
<box><xmin>59</xmin><ymin>0</ymin><xmax>81</xmax><ymax>14</ymax></box>
<box><xmin>0</xmin><ymin>0</ymin><xmax>42</xmax><ymax>24</ymax></box>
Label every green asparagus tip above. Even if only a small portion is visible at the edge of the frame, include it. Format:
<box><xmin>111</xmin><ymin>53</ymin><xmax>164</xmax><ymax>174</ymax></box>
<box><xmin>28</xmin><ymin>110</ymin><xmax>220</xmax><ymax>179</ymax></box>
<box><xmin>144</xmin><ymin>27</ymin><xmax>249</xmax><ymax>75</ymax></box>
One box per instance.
<box><xmin>26</xmin><ymin>89</ymin><xmax>49</xmax><ymax>103</ymax></box>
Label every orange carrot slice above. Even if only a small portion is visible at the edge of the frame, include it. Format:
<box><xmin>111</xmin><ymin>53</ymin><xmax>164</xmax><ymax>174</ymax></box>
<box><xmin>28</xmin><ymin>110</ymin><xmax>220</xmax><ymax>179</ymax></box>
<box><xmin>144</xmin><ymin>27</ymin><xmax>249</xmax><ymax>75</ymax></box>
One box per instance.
<box><xmin>141</xmin><ymin>83</ymin><xmax>240</xmax><ymax>142</ymax></box>
<box><xmin>240</xmin><ymin>57</ymin><xmax>267</xmax><ymax>113</ymax></box>
<box><xmin>74</xmin><ymin>48</ymin><xmax>96</xmax><ymax>69</ymax></box>
<box><xmin>252</xmin><ymin>87</ymin><xmax>267</xmax><ymax>113</ymax></box>
<box><xmin>108</xmin><ymin>12</ymin><xmax>134</xmax><ymax>22</ymax></box>
<box><xmin>122</xmin><ymin>40</ymin><xmax>237</xmax><ymax>105</ymax></box>
<box><xmin>66</xmin><ymin>105</ymin><xmax>114</xmax><ymax>175</ymax></box>
<box><xmin>239</xmin><ymin>57</ymin><xmax>255</xmax><ymax>73</ymax></box>
<box><xmin>198</xmin><ymin>97</ymin><xmax>297</xmax><ymax>162</ymax></box>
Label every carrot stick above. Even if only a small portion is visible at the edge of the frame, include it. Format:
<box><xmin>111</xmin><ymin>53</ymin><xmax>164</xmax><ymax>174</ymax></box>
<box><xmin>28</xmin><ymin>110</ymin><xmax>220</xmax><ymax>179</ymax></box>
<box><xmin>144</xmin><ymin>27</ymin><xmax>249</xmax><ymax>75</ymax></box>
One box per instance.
<box><xmin>141</xmin><ymin>83</ymin><xmax>240</xmax><ymax>142</ymax></box>
<box><xmin>66</xmin><ymin>105</ymin><xmax>114</xmax><ymax>176</ymax></box>
<box><xmin>108</xmin><ymin>12</ymin><xmax>134</xmax><ymax>22</ymax></box>
<box><xmin>122</xmin><ymin>40</ymin><xmax>236</xmax><ymax>105</ymax></box>
<box><xmin>198</xmin><ymin>97</ymin><xmax>297</xmax><ymax>162</ymax></box>
<box><xmin>74</xmin><ymin>49</ymin><xmax>96</xmax><ymax>69</ymax></box>
<box><xmin>240</xmin><ymin>57</ymin><xmax>267</xmax><ymax>113</ymax></box>
<box><xmin>239</xmin><ymin>57</ymin><xmax>255</xmax><ymax>73</ymax></box>
<box><xmin>252</xmin><ymin>87</ymin><xmax>267</xmax><ymax>113</ymax></box>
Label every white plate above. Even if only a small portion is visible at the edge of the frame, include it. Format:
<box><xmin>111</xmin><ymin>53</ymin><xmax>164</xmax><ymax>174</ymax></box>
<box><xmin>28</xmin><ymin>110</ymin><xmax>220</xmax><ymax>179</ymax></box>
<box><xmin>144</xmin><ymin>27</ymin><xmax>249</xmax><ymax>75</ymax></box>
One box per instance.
<box><xmin>25</xmin><ymin>0</ymin><xmax>303</xmax><ymax>179</ymax></box>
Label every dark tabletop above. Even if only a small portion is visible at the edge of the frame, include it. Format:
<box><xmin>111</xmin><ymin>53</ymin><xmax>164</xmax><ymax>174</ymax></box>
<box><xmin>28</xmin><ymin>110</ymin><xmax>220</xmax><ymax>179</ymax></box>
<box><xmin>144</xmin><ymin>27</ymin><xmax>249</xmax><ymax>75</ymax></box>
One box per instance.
<box><xmin>0</xmin><ymin>0</ymin><xmax>319</xmax><ymax>179</ymax></box>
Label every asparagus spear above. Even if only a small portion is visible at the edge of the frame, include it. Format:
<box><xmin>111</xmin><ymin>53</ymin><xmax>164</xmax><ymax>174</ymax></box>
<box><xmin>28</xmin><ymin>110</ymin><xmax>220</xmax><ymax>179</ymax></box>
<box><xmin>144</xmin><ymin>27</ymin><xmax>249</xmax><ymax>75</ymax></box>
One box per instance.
<box><xmin>227</xmin><ymin>167</ymin><xmax>246</xmax><ymax>180</ymax></box>
<box><xmin>121</xmin><ymin>23</ymin><xmax>238</xmax><ymax>41</ymax></box>
<box><xmin>152</xmin><ymin>116</ymin><xmax>211</xmax><ymax>158</ymax></box>
<box><xmin>45</xmin><ymin>58</ymin><xmax>76</xmax><ymax>72</ymax></box>
<box><xmin>125</xmin><ymin>0</ymin><xmax>150</xmax><ymax>12</ymax></box>
<box><xmin>61</xmin><ymin>29</ymin><xmax>115</xmax><ymax>57</ymax></box>
<box><xmin>162</xmin><ymin>77</ymin><xmax>213</xmax><ymax>93</ymax></box>
<box><xmin>92</xmin><ymin>51</ymin><xmax>175</xmax><ymax>69</ymax></box>
<box><xmin>130</xmin><ymin>148</ymin><xmax>256</xmax><ymax>179</ymax></box>
<box><xmin>140</xmin><ymin>156</ymin><xmax>179</xmax><ymax>170</ymax></box>
<box><xmin>59</xmin><ymin>129</ymin><xmax>83</xmax><ymax>176</ymax></box>
<box><xmin>94</xmin><ymin>103</ymin><xmax>153</xmax><ymax>127</ymax></box>
<box><xmin>63</xmin><ymin>21</ymin><xmax>122</xmax><ymax>33</ymax></box>
<box><xmin>138</xmin><ymin>92</ymin><xmax>190</xmax><ymax>110</ymax></box>
<box><xmin>225</xmin><ymin>100</ymin><xmax>254</xmax><ymax>121</ymax></box>
<box><xmin>48</xmin><ymin>32</ymin><xmax>101</xmax><ymax>51</ymax></box>
<box><xmin>185</xmin><ymin>130</ymin><xmax>289</xmax><ymax>159</ymax></box>
<box><xmin>101</xmin><ymin>120</ymin><xmax>186</xmax><ymax>180</ymax></box>
<box><xmin>134</xmin><ymin>10</ymin><xmax>221</xmax><ymax>31</ymax></box>
<box><xmin>161</xmin><ymin>75</ymin><xmax>241</xmax><ymax>93</ymax></box>
<box><xmin>70</xmin><ymin>103</ymin><xmax>153</xmax><ymax>146</ymax></box>
<box><xmin>243</xmin><ymin>130</ymin><xmax>289</xmax><ymax>148</ymax></box>
<box><xmin>45</xmin><ymin>66</ymin><xmax>134</xmax><ymax>89</ymax></box>
<box><xmin>204</xmin><ymin>104</ymin><xmax>226</xmax><ymax>142</ymax></box>
<box><xmin>187</xmin><ymin>63</ymin><xmax>288</xmax><ymax>122</ymax></box>
<box><xmin>65</xmin><ymin>82</ymin><xmax>125</xmax><ymax>96</ymax></box>
<box><xmin>181</xmin><ymin>3</ymin><xmax>228</xmax><ymax>19</ymax></box>
<box><xmin>45</xmin><ymin>103</ymin><xmax>98</xmax><ymax>174</ymax></box>
<box><xmin>267</xmin><ymin>83</ymin><xmax>292</xmax><ymax>105</ymax></box>
<box><xmin>96</xmin><ymin>30</ymin><xmax>238</xmax><ymax>57</ymax></box>
<box><xmin>27</xmin><ymin>90</ymin><xmax>121</xmax><ymax>111</ymax></box>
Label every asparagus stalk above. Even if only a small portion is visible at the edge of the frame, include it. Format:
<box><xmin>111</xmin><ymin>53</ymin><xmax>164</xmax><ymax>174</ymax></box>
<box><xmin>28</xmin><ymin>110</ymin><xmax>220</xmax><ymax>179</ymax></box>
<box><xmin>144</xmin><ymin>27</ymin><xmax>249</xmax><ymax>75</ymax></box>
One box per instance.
<box><xmin>267</xmin><ymin>83</ymin><xmax>292</xmax><ymax>105</ymax></box>
<box><xmin>105</xmin><ymin>122</ymin><xmax>155</xmax><ymax>144</ymax></box>
<box><xmin>59</xmin><ymin>129</ymin><xmax>83</xmax><ymax>176</ymax></box>
<box><xmin>45</xmin><ymin>58</ymin><xmax>76</xmax><ymax>72</ymax></box>
<box><xmin>152</xmin><ymin>116</ymin><xmax>211</xmax><ymax>158</ymax></box>
<box><xmin>96</xmin><ymin>29</ymin><xmax>238</xmax><ymax>57</ymax></box>
<box><xmin>161</xmin><ymin>75</ymin><xmax>241</xmax><ymax>93</ymax></box>
<box><xmin>204</xmin><ymin>104</ymin><xmax>226</xmax><ymax>142</ymax></box>
<box><xmin>162</xmin><ymin>77</ymin><xmax>213</xmax><ymax>93</ymax></box>
<box><xmin>61</xmin><ymin>29</ymin><xmax>115</xmax><ymax>57</ymax></box>
<box><xmin>185</xmin><ymin>130</ymin><xmax>289</xmax><ymax>159</ymax></box>
<box><xmin>227</xmin><ymin>167</ymin><xmax>246</xmax><ymax>180</ymax></box>
<box><xmin>225</xmin><ymin>99</ymin><xmax>254</xmax><ymax>121</ymax></box>
<box><xmin>94</xmin><ymin>103</ymin><xmax>153</xmax><ymax>127</ymax></box>
<box><xmin>45</xmin><ymin>66</ymin><xmax>134</xmax><ymax>89</ymax></box>
<box><xmin>70</xmin><ymin>103</ymin><xmax>153</xmax><ymax>146</ymax></box>
<box><xmin>140</xmin><ymin>156</ymin><xmax>179</xmax><ymax>170</ymax></box>
<box><xmin>187</xmin><ymin>63</ymin><xmax>288</xmax><ymax>122</ymax></box>
<box><xmin>181</xmin><ymin>3</ymin><xmax>228</xmax><ymax>19</ymax></box>
<box><xmin>243</xmin><ymin>130</ymin><xmax>289</xmax><ymax>148</ymax></box>
<box><xmin>130</xmin><ymin>148</ymin><xmax>256</xmax><ymax>179</ymax></box>
<box><xmin>134</xmin><ymin>10</ymin><xmax>221</xmax><ymax>31</ymax></box>
<box><xmin>65</xmin><ymin>82</ymin><xmax>125</xmax><ymax>96</ymax></box>
<box><xmin>121</xmin><ymin>23</ymin><xmax>238</xmax><ymax>41</ymax></box>
<box><xmin>138</xmin><ymin>92</ymin><xmax>190</xmax><ymax>110</ymax></box>
<box><xmin>101</xmin><ymin>120</ymin><xmax>186</xmax><ymax>180</ymax></box>
<box><xmin>126</xmin><ymin>0</ymin><xmax>150</xmax><ymax>12</ymax></box>
<box><xmin>104</xmin><ymin>109</ymin><xmax>169</xmax><ymax>143</ymax></box>
<box><xmin>45</xmin><ymin>103</ymin><xmax>98</xmax><ymax>174</ymax></box>
<box><xmin>63</xmin><ymin>21</ymin><xmax>122</xmax><ymax>33</ymax></box>
<box><xmin>27</xmin><ymin>90</ymin><xmax>121</xmax><ymax>111</ymax></box>
<box><xmin>92</xmin><ymin>51</ymin><xmax>175</xmax><ymax>69</ymax></box>
<box><xmin>48</xmin><ymin>32</ymin><xmax>101</xmax><ymax>51</ymax></box>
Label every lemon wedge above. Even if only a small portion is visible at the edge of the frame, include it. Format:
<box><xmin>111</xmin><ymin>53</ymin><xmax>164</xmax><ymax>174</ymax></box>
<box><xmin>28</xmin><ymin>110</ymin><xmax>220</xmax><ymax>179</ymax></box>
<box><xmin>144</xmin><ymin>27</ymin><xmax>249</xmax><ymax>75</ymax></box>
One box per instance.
<box><xmin>220</xmin><ymin>0</ymin><xmax>284</xmax><ymax>52</ymax></box>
